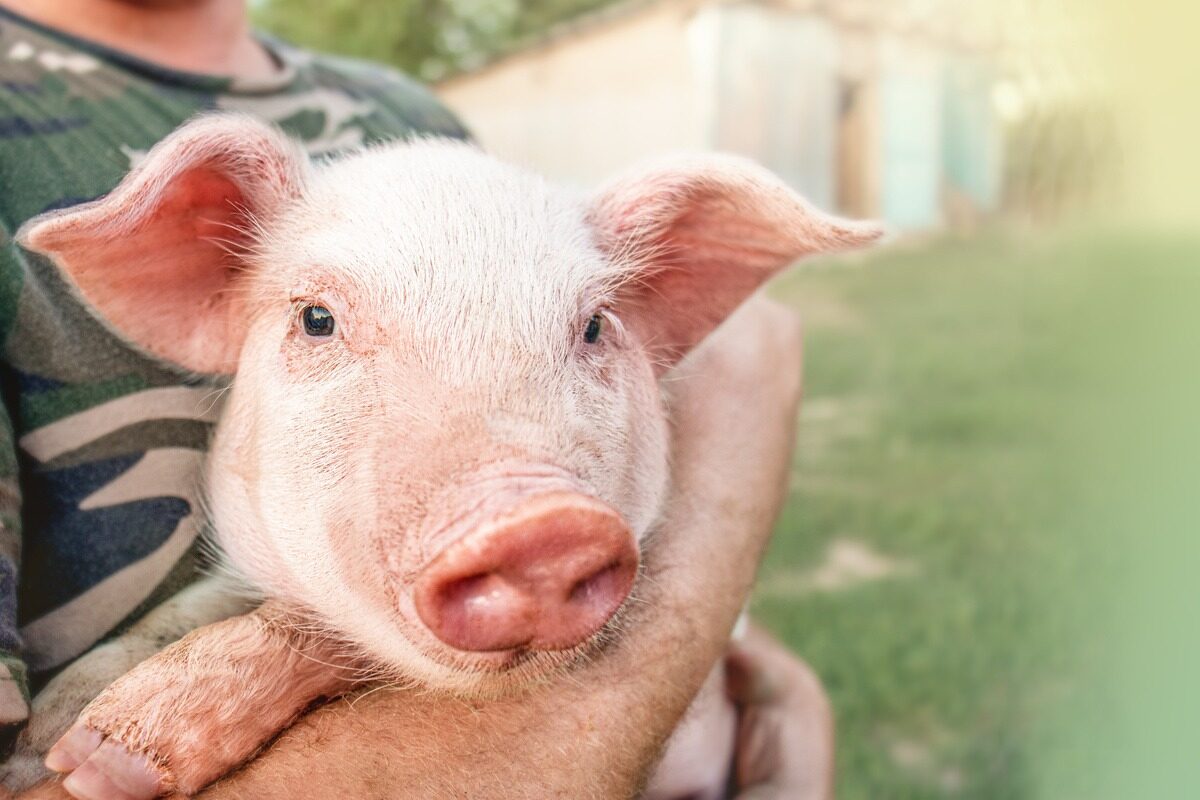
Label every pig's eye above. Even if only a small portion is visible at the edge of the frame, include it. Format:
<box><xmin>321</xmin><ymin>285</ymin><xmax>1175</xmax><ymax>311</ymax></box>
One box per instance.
<box><xmin>301</xmin><ymin>305</ymin><xmax>335</xmax><ymax>337</ymax></box>
<box><xmin>583</xmin><ymin>314</ymin><xmax>604</xmax><ymax>344</ymax></box>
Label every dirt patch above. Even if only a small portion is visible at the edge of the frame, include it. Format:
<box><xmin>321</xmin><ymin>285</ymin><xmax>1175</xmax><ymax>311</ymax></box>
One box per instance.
<box><xmin>769</xmin><ymin>275</ymin><xmax>866</xmax><ymax>332</ymax></box>
<box><xmin>795</xmin><ymin>396</ymin><xmax>878</xmax><ymax>465</ymax></box>
<box><xmin>886</xmin><ymin>731</ymin><xmax>966</xmax><ymax>794</ymax></box>
<box><xmin>761</xmin><ymin>538</ymin><xmax>914</xmax><ymax>597</ymax></box>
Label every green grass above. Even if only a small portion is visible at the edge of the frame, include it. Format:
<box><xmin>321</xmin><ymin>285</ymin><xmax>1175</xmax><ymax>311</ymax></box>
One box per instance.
<box><xmin>753</xmin><ymin>229</ymin><xmax>1200</xmax><ymax>799</ymax></box>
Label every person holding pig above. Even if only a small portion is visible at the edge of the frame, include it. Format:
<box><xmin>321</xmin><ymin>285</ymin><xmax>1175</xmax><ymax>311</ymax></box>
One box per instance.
<box><xmin>0</xmin><ymin>1</ymin><xmax>834</xmax><ymax>798</ymax></box>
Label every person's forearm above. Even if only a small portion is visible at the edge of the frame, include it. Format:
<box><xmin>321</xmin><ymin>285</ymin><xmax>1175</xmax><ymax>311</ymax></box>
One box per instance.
<box><xmin>186</xmin><ymin>297</ymin><xmax>803</xmax><ymax>800</ymax></box>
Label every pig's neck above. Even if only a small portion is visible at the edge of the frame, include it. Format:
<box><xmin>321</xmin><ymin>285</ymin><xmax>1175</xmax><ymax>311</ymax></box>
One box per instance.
<box><xmin>0</xmin><ymin>0</ymin><xmax>281</xmax><ymax>81</ymax></box>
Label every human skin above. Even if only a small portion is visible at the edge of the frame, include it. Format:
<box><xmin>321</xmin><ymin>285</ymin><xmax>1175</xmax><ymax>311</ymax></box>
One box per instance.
<box><xmin>14</xmin><ymin>296</ymin><xmax>813</xmax><ymax>800</ymax></box>
<box><xmin>0</xmin><ymin>0</ymin><xmax>278</xmax><ymax>80</ymax></box>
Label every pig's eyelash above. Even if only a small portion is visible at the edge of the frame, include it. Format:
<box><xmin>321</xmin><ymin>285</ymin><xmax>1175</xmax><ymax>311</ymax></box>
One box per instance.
<box><xmin>572</xmin><ymin>308</ymin><xmax>623</xmax><ymax>366</ymax></box>
<box><xmin>285</xmin><ymin>297</ymin><xmax>347</xmax><ymax>345</ymax></box>
<box><xmin>578</xmin><ymin>307</ymin><xmax>624</xmax><ymax>341</ymax></box>
<box><xmin>599</xmin><ymin>308</ymin><xmax>622</xmax><ymax>330</ymax></box>
<box><xmin>287</xmin><ymin>297</ymin><xmax>326</xmax><ymax>317</ymax></box>
<box><xmin>599</xmin><ymin>309</ymin><xmax>627</xmax><ymax>345</ymax></box>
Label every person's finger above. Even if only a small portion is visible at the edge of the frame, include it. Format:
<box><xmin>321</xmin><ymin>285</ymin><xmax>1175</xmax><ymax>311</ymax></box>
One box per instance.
<box><xmin>725</xmin><ymin>644</ymin><xmax>783</xmax><ymax>707</ymax></box>
<box><xmin>733</xmin><ymin>705</ymin><xmax>786</xmax><ymax>789</ymax></box>
<box><xmin>727</xmin><ymin>623</ymin><xmax>835</xmax><ymax>800</ymax></box>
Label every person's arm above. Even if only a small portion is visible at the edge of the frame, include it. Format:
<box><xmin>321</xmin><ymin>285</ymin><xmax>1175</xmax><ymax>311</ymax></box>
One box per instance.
<box><xmin>0</xmin><ymin>243</ymin><xmax>30</xmax><ymax>739</ymax></box>
<box><xmin>20</xmin><ymin>295</ymin><xmax>803</xmax><ymax>800</ymax></box>
<box><xmin>0</xmin><ymin>402</ymin><xmax>28</xmax><ymax>731</ymax></box>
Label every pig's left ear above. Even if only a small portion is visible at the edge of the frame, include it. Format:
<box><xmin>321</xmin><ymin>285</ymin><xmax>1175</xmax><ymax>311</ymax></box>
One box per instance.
<box><xmin>588</xmin><ymin>154</ymin><xmax>882</xmax><ymax>372</ymax></box>
<box><xmin>17</xmin><ymin>114</ymin><xmax>309</xmax><ymax>374</ymax></box>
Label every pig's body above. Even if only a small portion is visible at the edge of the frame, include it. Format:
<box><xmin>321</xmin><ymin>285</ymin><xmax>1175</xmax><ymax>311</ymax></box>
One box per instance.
<box><xmin>13</xmin><ymin>115</ymin><xmax>877</xmax><ymax>798</ymax></box>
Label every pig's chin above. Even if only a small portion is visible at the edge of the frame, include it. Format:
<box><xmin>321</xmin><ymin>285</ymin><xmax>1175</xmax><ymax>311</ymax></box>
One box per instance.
<box><xmin>419</xmin><ymin>639</ymin><xmax>591</xmax><ymax>689</ymax></box>
<box><xmin>355</xmin><ymin>628</ymin><xmax>590</xmax><ymax>695</ymax></box>
<box><xmin>364</xmin><ymin>622</ymin><xmax>614</xmax><ymax>698</ymax></box>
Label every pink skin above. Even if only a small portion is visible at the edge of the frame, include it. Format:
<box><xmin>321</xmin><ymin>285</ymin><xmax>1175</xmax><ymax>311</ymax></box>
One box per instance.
<box><xmin>0</xmin><ymin>1</ymin><xmax>280</xmax><ymax>82</ymax></box>
<box><xmin>19</xmin><ymin>115</ymin><xmax>879</xmax><ymax>798</ymax></box>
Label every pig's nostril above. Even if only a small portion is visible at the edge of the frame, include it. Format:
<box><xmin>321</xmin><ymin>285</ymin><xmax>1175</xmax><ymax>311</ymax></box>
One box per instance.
<box><xmin>569</xmin><ymin>560</ymin><xmax>626</xmax><ymax>607</ymax></box>
<box><xmin>441</xmin><ymin>572</ymin><xmax>500</xmax><ymax>609</ymax></box>
<box><xmin>424</xmin><ymin>571</ymin><xmax>537</xmax><ymax>652</ymax></box>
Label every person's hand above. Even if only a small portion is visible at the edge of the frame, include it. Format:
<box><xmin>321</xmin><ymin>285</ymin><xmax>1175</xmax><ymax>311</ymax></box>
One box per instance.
<box><xmin>727</xmin><ymin>624</ymin><xmax>835</xmax><ymax>800</ymax></box>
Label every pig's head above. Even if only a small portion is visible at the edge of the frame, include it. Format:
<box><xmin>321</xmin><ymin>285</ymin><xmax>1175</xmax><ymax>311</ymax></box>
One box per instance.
<box><xmin>18</xmin><ymin>115</ymin><xmax>878</xmax><ymax>692</ymax></box>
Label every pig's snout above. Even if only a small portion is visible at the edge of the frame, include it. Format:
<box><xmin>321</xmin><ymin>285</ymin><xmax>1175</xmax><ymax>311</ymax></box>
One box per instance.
<box><xmin>414</xmin><ymin>493</ymin><xmax>637</xmax><ymax>652</ymax></box>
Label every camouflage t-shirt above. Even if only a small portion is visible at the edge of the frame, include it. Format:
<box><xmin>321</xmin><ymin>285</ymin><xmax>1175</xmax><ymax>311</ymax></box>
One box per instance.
<box><xmin>0</xmin><ymin>5</ymin><xmax>469</xmax><ymax>732</ymax></box>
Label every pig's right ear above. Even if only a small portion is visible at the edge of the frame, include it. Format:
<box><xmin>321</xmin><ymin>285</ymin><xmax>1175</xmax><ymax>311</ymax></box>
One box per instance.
<box><xmin>16</xmin><ymin>114</ymin><xmax>309</xmax><ymax>374</ymax></box>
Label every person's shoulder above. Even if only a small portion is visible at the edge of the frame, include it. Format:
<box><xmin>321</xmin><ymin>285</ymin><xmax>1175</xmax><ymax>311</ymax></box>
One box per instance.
<box><xmin>278</xmin><ymin>42</ymin><xmax>473</xmax><ymax>142</ymax></box>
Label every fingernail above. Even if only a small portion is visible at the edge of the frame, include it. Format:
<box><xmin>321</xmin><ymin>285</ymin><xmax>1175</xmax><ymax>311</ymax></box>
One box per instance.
<box><xmin>63</xmin><ymin>759</ymin><xmax>134</xmax><ymax>800</ymax></box>
<box><xmin>45</xmin><ymin>726</ymin><xmax>103</xmax><ymax>773</ymax></box>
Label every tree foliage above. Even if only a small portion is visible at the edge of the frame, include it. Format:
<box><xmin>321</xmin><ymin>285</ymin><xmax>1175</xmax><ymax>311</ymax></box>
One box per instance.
<box><xmin>254</xmin><ymin>0</ymin><xmax>618</xmax><ymax>81</ymax></box>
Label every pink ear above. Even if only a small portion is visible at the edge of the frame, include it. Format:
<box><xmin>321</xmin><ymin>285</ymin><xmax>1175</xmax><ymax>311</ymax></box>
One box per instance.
<box><xmin>588</xmin><ymin>154</ymin><xmax>881</xmax><ymax>372</ymax></box>
<box><xmin>17</xmin><ymin>114</ymin><xmax>308</xmax><ymax>374</ymax></box>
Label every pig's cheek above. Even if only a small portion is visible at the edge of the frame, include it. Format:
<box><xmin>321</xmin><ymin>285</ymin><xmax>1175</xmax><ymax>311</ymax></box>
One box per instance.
<box><xmin>291</xmin><ymin>365</ymin><xmax>419</xmax><ymax>648</ymax></box>
<box><xmin>245</xmin><ymin>355</ymin><xmax>378</xmax><ymax>604</ymax></box>
<box><xmin>574</xmin><ymin>356</ymin><xmax>669</xmax><ymax>542</ymax></box>
<box><xmin>620</xmin><ymin>413</ymin><xmax>671</xmax><ymax>541</ymax></box>
<box><xmin>207</xmin><ymin>396</ymin><xmax>297</xmax><ymax>597</ymax></box>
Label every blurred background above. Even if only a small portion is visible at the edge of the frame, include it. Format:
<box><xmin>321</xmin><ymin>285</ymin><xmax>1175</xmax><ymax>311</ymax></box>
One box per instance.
<box><xmin>256</xmin><ymin>1</ymin><xmax>1197</xmax><ymax>797</ymax></box>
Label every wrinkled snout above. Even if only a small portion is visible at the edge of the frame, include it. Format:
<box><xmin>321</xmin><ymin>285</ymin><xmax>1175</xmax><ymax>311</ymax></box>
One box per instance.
<box><xmin>414</xmin><ymin>493</ymin><xmax>638</xmax><ymax>652</ymax></box>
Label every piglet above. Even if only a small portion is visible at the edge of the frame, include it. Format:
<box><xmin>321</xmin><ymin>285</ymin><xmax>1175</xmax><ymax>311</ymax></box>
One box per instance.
<box><xmin>17</xmin><ymin>115</ymin><xmax>878</xmax><ymax>798</ymax></box>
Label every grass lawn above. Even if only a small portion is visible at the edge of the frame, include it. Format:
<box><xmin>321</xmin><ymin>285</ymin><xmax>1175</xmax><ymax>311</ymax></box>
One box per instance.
<box><xmin>753</xmin><ymin>229</ymin><xmax>1199</xmax><ymax>799</ymax></box>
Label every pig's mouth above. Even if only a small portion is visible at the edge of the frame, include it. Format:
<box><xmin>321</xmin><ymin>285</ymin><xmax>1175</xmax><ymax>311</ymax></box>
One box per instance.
<box><xmin>393</xmin><ymin>623</ymin><xmax>634</xmax><ymax>698</ymax></box>
<box><xmin>395</xmin><ymin>575</ymin><xmax>640</xmax><ymax>690</ymax></box>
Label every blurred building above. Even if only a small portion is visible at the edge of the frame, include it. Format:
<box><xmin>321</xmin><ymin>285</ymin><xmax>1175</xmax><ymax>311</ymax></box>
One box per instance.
<box><xmin>437</xmin><ymin>0</ymin><xmax>1006</xmax><ymax>230</ymax></box>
